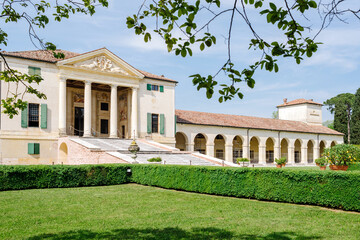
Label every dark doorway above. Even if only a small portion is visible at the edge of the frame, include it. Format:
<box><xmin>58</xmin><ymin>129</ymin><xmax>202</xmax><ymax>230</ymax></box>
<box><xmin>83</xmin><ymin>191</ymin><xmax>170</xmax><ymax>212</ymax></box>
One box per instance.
<box><xmin>101</xmin><ymin>119</ymin><xmax>109</xmax><ymax>134</ymax></box>
<box><xmin>122</xmin><ymin>125</ymin><xmax>125</xmax><ymax>138</ymax></box>
<box><xmin>74</xmin><ymin>107</ymin><xmax>84</xmax><ymax>136</ymax></box>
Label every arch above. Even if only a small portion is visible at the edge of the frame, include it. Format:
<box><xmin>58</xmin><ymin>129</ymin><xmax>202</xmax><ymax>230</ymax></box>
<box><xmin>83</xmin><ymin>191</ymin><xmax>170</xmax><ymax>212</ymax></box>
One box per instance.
<box><xmin>194</xmin><ymin>133</ymin><xmax>207</xmax><ymax>154</ymax></box>
<box><xmin>214</xmin><ymin>134</ymin><xmax>225</xmax><ymax>160</ymax></box>
<box><xmin>265</xmin><ymin>137</ymin><xmax>275</xmax><ymax>163</ymax></box>
<box><xmin>250</xmin><ymin>136</ymin><xmax>260</xmax><ymax>164</ymax></box>
<box><xmin>307</xmin><ymin>140</ymin><xmax>314</xmax><ymax>163</ymax></box>
<box><xmin>59</xmin><ymin>142</ymin><xmax>68</xmax><ymax>164</ymax></box>
<box><xmin>280</xmin><ymin>138</ymin><xmax>289</xmax><ymax>162</ymax></box>
<box><xmin>319</xmin><ymin>140</ymin><xmax>326</xmax><ymax>157</ymax></box>
<box><xmin>232</xmin><ymin>135</ymin><xmax>243</xmax><ymax>163</ymax></box>
<box><xmin>175</xmin><ymin>132</ymin><xmax>188</xmax><ymax>151</ymax></box>
<box><xmin>294</xmin><ymin>139</ymin><xmax>302</xmax><ymax>163</ymax></box>
<box><xmin>331</xmin><ymin>141</ymin><xmax>337</xmax><ymax>148</ymax></box>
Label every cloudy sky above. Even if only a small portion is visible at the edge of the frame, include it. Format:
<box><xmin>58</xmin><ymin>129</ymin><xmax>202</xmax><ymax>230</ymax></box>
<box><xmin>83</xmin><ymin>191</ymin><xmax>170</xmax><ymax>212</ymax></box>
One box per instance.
<box><xmin>3</xmin><ymin>0</ymin><xmax>359</xmax><ymax>122</ymax></box>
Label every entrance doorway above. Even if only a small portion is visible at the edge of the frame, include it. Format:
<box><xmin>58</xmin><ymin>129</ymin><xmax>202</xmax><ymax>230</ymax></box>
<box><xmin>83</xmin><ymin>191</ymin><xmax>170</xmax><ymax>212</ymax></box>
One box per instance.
<box><xmin>74</xmin><ymin>107</ymin><xmax>84</xmax><ymax>136</ymax></box>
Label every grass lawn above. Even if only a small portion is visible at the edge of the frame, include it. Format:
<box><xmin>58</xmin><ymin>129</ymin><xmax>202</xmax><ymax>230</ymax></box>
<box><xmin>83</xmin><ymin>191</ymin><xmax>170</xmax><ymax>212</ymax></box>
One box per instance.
<box><xmin>1</xmin><ymin>184</ymin><xmax>359</xmax><ymax>240</ymax></box>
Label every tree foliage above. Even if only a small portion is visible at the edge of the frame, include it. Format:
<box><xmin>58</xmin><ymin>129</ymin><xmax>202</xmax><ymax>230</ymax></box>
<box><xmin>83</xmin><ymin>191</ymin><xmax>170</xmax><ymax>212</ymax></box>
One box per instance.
<box><xmin>351</xmin><ymin>88</ymin><xmax>360</xmax><ymax>145</ymax></box>
<box><xmin>128</xmin><ymin>0</ymin><xmax>359</xmax><ymax>102</ymax></box>
<box><xmin>0</xmin><ymin>0</ymin><xmax>108</xmax><ymax>118</ymax></box>
<box><xmin>324</xmin><ymin>93</ymin><xmax>355</xmax><ymax>144</ymax></box>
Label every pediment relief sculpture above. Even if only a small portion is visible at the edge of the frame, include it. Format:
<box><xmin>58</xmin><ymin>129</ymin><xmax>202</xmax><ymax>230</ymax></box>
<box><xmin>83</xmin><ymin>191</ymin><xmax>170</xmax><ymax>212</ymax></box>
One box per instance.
<box><xmin>73</xmin><ymin>56</ymin><xmax>130</xmax><ymax>75</ymax></box>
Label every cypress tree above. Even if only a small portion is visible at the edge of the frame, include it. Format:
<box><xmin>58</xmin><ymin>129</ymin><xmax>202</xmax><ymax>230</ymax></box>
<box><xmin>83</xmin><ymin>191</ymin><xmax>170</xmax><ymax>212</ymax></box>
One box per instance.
<box><xmin>351</xmin><ymin>88</ymin><xmax>360</xmax><ymax>145</ymax></box>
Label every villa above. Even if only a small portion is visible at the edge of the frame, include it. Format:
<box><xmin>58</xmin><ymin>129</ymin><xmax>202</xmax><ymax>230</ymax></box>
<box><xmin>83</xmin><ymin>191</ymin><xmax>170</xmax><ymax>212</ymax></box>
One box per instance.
<box><xmin>0</xmin><ymin>48</ymin><xmax>343</xmax><ymax>166</ymax></box>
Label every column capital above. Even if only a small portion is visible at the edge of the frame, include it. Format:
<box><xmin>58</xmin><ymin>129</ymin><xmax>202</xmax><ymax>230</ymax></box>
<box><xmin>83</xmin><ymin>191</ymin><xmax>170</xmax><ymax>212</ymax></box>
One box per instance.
<box><xmin>84</xmin><ymin>80</ymin><xmax>92</xmax><ymax>85</ymax></box>
<box><xmin>110</xmin><ymin>84</ymin><xmax>119</xmax><ymax>88</ymax></box>
<box><xmin>59</xmin><ymin>76</ymin><xmax>67</xmax><ymax>82</ymax></box>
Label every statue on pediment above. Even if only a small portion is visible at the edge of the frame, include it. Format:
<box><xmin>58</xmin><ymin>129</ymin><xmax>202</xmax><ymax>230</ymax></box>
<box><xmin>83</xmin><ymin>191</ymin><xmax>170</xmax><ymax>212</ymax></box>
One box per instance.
<box><xmin>76</xmin><ymin>56</ymin><xmax>130</xmax><ymax>75</ymax></box>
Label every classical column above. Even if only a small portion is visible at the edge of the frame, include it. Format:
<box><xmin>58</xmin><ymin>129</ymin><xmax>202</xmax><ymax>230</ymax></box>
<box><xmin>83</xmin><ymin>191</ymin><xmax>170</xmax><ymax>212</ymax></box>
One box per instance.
<box><xmin>243</xmin><ymin>135</ymin><xmax>249</xmax><ymax>159</ymax></box>
<box><xmin>206</xmin><ymin>144</ymin><xmax>214</xmax><ymax>157</ymax></box>
<box><xmin>259</xmin><ymin>145</ymin><xmax>266</xmax><ymax>165</ymax></box>
<box><xmin>301</xmin><ymin>147</ymin><xmax>308</xmax><ymax>164</ymax></box>
<box><xmin>225</xmin><ymin>144</ymin><xmax>233</xmax><ymax>163</ymax></box>
<box><xmin>59</xmin><ymin>78</ymin><xmax>67</xmax><ymax>135</ymax></box>
<box><xmin>131</xmin><ymin>87</ymin><xmax>138</xmax><ymax>138</ymax></box>
<box><xmin>83</xmin><ymin>81</ymin><xmax>92</xmax><ymax>137</ymax></box>
<box><xmin>110</xmin><ymin>84</ymin><xmax>118</xmax><ymax>138</ymax></box>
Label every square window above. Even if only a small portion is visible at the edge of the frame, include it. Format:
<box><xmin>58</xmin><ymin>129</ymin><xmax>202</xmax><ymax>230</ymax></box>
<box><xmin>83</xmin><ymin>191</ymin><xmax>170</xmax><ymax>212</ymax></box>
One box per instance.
<box><xmin>151</xmin><ymin>85</ymin><xmax>159</xmax><ymax>91</ymax></box>
<box><xmin>28</xmin><ymin>103</ymin><xmax>39</xmax><ymax>127</ymax></box>
<box><xmin>100</xmin><ymin>102</ymin><xmax>109</xmax><ymax>111</ymax></box>
<box><xmin>28</xmin><ymin>143</ymin><xmax>40</xmax><ymax>155</ymax></box>
<box><xmin>100</xmin><ymin>119</ymin><xmax>109</xmax><ymax>134</ymax></box>
<box><xmin>151</xmin><ymin>114</ymin><xmax>159</xmax><ymax>133</ymax></box>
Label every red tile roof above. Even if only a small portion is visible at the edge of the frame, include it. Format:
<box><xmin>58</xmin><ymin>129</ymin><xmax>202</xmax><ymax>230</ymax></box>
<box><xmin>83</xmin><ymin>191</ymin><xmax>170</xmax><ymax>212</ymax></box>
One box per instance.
<box><xmin>277</xmin><ymin>98</ymin><xmax>322</xmax><ymax>107</ymax></box>
<box><xmin>176</xmin><ymin>109</ymin><xmax>343</xmax><ymax>135</ymax></box>
<box><xmin>2</xmin><ymin>49</ymin><xmax>176</xmax><ymax>83</ymax></box>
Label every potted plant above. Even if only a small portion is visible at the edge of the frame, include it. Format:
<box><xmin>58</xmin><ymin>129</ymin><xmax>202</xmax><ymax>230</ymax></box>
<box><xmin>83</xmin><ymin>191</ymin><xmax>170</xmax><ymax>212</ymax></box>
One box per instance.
<box><xmin>236</xmin><ymin>158</ymin><xmax>250</xmax><ymax>167</ymax></box>
<box><xmin>147</xmin><ymin>157</ymin><xmax>162</xmax><ymax>164</ymax></box>
<box><xmin>275</xmin><ymin>157</ymin><xmax>286</xmax><ymax>168</ymax></box>
<box><xmin>323</xmin><ymin>144</ymin><xmax>360</xmax><ymax>171</ymax></box>
<box><xmin>315</xmin><ymin>157</ymin><xmax>327</xmax><ymax>170</ymax></box>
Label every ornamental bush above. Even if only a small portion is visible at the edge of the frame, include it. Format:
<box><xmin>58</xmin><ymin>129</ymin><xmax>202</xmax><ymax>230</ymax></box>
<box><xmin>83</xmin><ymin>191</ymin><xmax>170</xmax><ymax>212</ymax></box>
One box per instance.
<box><xmin>275</xmin><ymin>157</ymin><xmax>286</xmax><ymax>165</ymax></box>
<box><xmin>147</xmin><ymin>157</ymin><xmax>162</xmax><ymax>162</ymax></box>
<box><xmin>315</xmin><ymin>157</ymin><xmax>327</xmax><ymax>166</ymax></box>
<box><xmin>323</xmin><ymin>144</ymin><xmax>360</xmax><ymax>166</ymax></box>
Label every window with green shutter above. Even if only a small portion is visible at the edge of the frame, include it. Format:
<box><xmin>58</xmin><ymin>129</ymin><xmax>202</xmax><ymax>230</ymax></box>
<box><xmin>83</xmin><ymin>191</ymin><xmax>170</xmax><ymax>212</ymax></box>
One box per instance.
<box><xmin>28</xmin><ymin>143</ymin><xmax>40</xmax><ymax>155</ymax></box>
<box><xmin>21</xmin><ymin>105</ymin><xmax>28</xmax><ymax>128</ymax></box>
<box><xmin>160</xmin><ymin>114</ymin><xmax>165</xmax><ymax>134</ymax></box>
<box><xmin>28</xmin><ymin>66</ymin><xmax>41</xmax><ymax>76</ymax></box>
<box><xmin>40</xmin><ymin>104</ymin><xmax>47</xmax><ymax>129</ymax></box>
<box><xmin>160</xmin><ymin>85</ymin><xmax>164</xmax><ymax>92</ymax></box>
<box><xmin>147</xmin><ymin>113</ymin><xmax>152</xmax><ymax>133</ymax></box>
<box><xmin>147</xmin><ymin>84</ymin><xmax>151</xmax><ymax>91</ymax></box>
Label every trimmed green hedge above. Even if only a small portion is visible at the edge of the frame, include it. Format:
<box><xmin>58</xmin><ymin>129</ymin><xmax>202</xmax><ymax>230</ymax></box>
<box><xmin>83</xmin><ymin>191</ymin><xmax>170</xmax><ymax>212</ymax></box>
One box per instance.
<box><xmin>0</xmin><ymin>164</ymin><xmax>130</xmax><ymax>190</ymax></box>
<box><xmin>130</xmin><ymin>165</ymin><xmax>360</xmax><ymax>211</ymax></box>
<box><xmin>1</xmin><ymin>164</ymin><xmax>359</xmax><ymax>211</ymax></box>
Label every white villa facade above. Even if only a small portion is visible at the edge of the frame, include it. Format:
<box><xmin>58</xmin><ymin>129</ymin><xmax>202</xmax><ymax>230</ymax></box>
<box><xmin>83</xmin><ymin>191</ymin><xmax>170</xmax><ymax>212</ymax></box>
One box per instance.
<box><xmin>0</xmin><ymin>48</ymin><xmax>343</xmax><ymax>166</ymax></box>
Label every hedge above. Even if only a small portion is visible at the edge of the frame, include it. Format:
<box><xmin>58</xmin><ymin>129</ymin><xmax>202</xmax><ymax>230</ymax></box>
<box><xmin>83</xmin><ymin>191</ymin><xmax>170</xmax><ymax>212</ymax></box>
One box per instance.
<box><xmin>1</xmin><ymin>164</ymin><xmax>360</xmax><ymax>211</ymax></box>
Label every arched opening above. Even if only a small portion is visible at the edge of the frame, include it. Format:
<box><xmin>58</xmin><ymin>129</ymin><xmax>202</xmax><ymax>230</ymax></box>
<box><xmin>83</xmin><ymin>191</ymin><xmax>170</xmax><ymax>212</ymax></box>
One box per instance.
<box><xmin>194</xmin><ymin>133</ymin><xmax>206</xmax><ymax>154</ymax></box>
<box><xmin>266</xmin><ymin>138</ymin><xmax>275</xmax><ymax>163</ymax></box>
<box><xmin>294</xmin><ymin>139</ymin><xmax>302</xmax><ymax>163</ymax></box>
<box><xmin>59</xmin><ymin>142</ymin><xmax>68</xmax><ymax>164</ymax></box>
<box><xmin>250</xmin><ymin>137</ymin><xmax>259</xmax><ymax>164</ymax></box>
<box><xmin>320</xmin><ymin>141</ymin><xmax>326</xmax><ymax>157</ymax></box>
<box><xmin>214</xmin><ymin>134</ymin><xmax>225</xmax><ymax>160</ymax></box>
<box><xmin>307</xmin><ymin>140</ymin><xmax>314</xmax><ymax>163</ymax></box>
<box><xmin>331</xmin><ymin>141</ymin><xmax>336</xmax><ymax>148</ymax></box>
<box><xmin>175</xmin><ymin>132</ymin><xmax>187</xmax><ymax>151</ymax></box>
<box><xmin>281</xmin><ymin>139</ymin><xmax>289</xmax><ymax>162</ymax></box>
<box><xmin>232</xmin><ymin>136</ymin><xmax>243</xmax><ymax>163</ymax></box>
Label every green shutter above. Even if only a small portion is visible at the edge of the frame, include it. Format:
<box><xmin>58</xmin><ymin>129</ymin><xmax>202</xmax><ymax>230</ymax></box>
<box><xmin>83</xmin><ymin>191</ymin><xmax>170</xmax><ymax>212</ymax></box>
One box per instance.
<box><xmin>35</xmin><ymin>67</ymin><xmax>41</xmax><ymax>76</ymax></box>
<box><xmin>28</xmin><ymin>66</ymin><xmax>41</xmax><ymax>76</ymax></box>
<box><xmin>147</xmin><ymin>84</ymin><xmax>152</xmax><ymax>91</ymax></box>
<box><xmin>160</xmin><ymin>114</ymin><xmax>165</xmax><ymax>135</ymax></box>
<box><xmin>34</xmin><ymin>143</ymin><xmax>40</xmax><ymax>154</ymax></box>
<box><xmin>21</xmin><ymin>105</ymin><xmax>28</xmax><ymax>128</ymax></box>
<box><xmin>28</xmin><ymin>143</ymin><xmax>35</xmax><ymax>154</ymax></box>
<box><xmin>160</xmin><ymin>85</ymin><xmax>164</xmax><ymax>92</ymax></box>
<box><xmin>147</xmin><ymin>113</ymin><xmax>152</xmax><ymax>133</ymax></box>
<box><xmin>40</xmin><ymin>104</ymin><xmax>47</xmax><ymax>129</ymax></box>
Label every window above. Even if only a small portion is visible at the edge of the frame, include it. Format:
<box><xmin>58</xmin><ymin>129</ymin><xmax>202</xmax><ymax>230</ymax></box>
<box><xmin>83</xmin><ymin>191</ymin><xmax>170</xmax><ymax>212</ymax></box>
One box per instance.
<box><xmin>147</xmin><ymin>84</ymin><xmax>164</xmax><ymax>92</ymax></box>
<box><xmin>151</xmin><ymin>85</ymin><xmax>159</xmax><ymax>91</ymax></box>
<box><xmin>28</xmin><ymin>143</ymin><xmax>40</xmax><ymax>155</ymax></box>
<box><xmin>100</xmin><ymin>119</ymin><xmax>109</xmax><ymax>134</ymax></box>
<box><xmin>100</xmin><ymin>102</ymin><xmax>109</xmax><ymax>111</ymax></box>
<box><xmin>216</xmin><ymin>150</ymin><xmax>224</xmax><ymax>160</ymax></box>
<box><xmin>266</xmin><ymin>150</ymin><xmax>274</xmax><ymax>163</ymax></box>
<box><xmin>151</xmin><ymin>114</ymin><xmax>159</xmax><ymax>133</ymax></box>
<box><xmin>28</xmin><ymin>103</ymin><xmax>39</xmax><ymax>127</ymax></box>
<box><xmin>295</xmin><ymin>151</ymin><xmax>301</xmax><ymax>163</ymax></box>
<box><xmin>233</xmin><ymin>150</ymin><xmax>243</xmax><ymax>162</ymax></box>
<box><xmin>28</xmin><ymin>66</ymin><xmax>41</xmax><ymax>76</ymax></box>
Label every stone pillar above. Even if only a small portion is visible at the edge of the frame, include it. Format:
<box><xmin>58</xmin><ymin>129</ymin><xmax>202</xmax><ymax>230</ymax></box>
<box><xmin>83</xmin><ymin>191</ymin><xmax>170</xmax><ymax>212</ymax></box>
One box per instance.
<box><xmin>243</xmin><ymin>135</ymin><xmax>249</xmax><ymax>159</ymax></box>
<box><xmin>314</xmin><ymin>147</ymin><xmax>320</xmax><ymax>160</ymax></box>
<box><xmin>274</xmin><ymin>146</ymin><xmax>280</xmax><ymax>161</ymax></box>
<box><xmin>206</xmin><ymin>144</ymin><xmax>214</xmax><ymax>157</ymax></box>
<box><xmin>225</xmin><ymin>144</ymin><xmax>233</xmax><ymax>163</ymax></box>
<box><xmin>131</xmin><ymin>87</ymin><xmax>138</xmax><ymax>138</ymax></box>
<box><xmin>83</xmin><ymin>81</ymin><xmax>92</xmax><ymax>137</ymax></box>
<box><xmin>59</xmin><ymin>78</ymin><xmax>67</xmax><ymax>135</ymax></box>
<box><xmin>187</xmin><ymin>143</ymin><xmax>194</xmax><ymax>152</ymax></box>
<box><xmin>288</xmin><ymin>146</ymin><xmax>294</xmax><ymax>164</ymax></box>
<box><xmin>301</xmin><ymin>147</ymin><xmax>308</xmax><ymax>164</ymax></box>
<box><xmin>110</xmin><ymin>85</ymin><xmax>118</xmax><ymax>138</ymax></box>
<box><xmin>259</xmin><ymin>145</ymin><xmax>266</xmax><ymax>165</ymax></box>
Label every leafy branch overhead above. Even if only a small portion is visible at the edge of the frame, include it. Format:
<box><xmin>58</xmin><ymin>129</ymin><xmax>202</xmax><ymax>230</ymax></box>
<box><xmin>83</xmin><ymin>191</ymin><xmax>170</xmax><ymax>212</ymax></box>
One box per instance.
<box><xmin>0</xmin><ymin>0</ymin><xmax>109</xmax><ymax>117</ymax></box>
<box><xmin>127</xmin><ymin>0</ymin><xmax>358</xmax><ymax>102</ymax></box>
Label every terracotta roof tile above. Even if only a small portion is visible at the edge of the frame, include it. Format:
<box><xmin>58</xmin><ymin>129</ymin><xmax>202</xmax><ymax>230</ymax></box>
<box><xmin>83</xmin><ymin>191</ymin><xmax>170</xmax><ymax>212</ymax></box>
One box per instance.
<box><xmin>277</xmin><ymin>98</ymin><xmax>322</xmax><ymax>107</ymax></box>
<box><xmin>176</xmin><ymin>109</ymin><xmax>343</xmax><ymax>136</ymax></box>
<box><xmin>2</xmin><ymin>49</ymin><xmax>176</xmax><ymax>82</ymax></box>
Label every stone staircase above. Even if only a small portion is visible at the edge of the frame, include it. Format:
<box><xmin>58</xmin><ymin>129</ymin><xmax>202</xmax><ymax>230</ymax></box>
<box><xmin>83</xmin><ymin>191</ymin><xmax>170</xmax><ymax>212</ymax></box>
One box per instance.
<box><xmin>68</xmin><ymin>137</ymin><xmax>235</xmax><ymax>166</ymax></box>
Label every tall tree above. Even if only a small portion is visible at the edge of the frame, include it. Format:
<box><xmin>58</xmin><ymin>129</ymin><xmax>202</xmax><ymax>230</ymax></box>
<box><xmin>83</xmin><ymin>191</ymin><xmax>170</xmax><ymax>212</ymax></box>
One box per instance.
<box><xmin>351</xmin><ymin>88</ymin><xmax>360</xmax><ymax>145</ymax></box>
<box><xmin>324</xmin><ymin>93</ymin><xmax>355</xmax><ymax>144</ymax></box>
<box><xmin>129</xmin><ymin>0</ymin><xmax>359</xmax><ymax>102</ymax></box>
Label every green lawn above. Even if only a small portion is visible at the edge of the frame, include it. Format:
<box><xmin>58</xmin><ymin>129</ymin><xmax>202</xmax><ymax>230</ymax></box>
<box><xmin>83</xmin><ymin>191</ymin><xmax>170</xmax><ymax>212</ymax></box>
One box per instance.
<box><xmin>1</xmin><ymin>184</ymin><xmax>359</xmax><ymax>240</ymax></box>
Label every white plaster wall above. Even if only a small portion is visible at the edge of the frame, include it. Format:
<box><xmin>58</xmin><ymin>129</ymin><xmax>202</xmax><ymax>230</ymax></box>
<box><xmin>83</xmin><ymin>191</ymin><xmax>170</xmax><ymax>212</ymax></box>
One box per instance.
<box><xmin>279</xmin><ymin>103</ymin><xmax>322</xmax><ymax>125</ymax></box>
<box><xmin>307</xmin><ymin>104</ymin><xmax>322</xmax><ymax>125</ymax></box>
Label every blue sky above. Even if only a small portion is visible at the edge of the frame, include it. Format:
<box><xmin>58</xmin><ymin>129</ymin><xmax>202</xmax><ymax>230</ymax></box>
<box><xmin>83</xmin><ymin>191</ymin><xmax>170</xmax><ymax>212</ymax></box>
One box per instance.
<box><xmin>3</xmin><ymin>0</ymin><xmax>359</xmax><ymax>122</ymax></box>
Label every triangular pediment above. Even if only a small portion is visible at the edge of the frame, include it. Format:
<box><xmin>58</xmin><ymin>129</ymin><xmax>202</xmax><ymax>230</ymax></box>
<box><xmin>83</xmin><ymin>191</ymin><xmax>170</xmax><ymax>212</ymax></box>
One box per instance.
<box><xmin>57</xmin><ymin>48</ymin><xmax>144</xmax><ymax>79</ymax></box>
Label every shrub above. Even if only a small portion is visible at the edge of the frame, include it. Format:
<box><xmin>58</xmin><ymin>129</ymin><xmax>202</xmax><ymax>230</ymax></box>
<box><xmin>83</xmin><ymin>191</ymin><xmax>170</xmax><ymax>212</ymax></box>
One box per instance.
<box><xmin>275</xmin><ymin>157</ymin><xmax>286</xmax><ymax>165</ymax></box>
<box><xmin>236</xmin><ymin>158</ymin><xmax>249</xmax><ymax>163</ymax></box>
<box><xmin>323</xmin><ymin>144</ymin><xmax>360</xmax><ymax>166</ymax></box>
<box><xmin>147</xmin><ymin>157</ymin><xmax>162</xmax><ymax>162</ymax></box>
<box><xmin>315</xmin><ymin>157</ymin><xmax>327</xmax><ymax>166</ymax></box>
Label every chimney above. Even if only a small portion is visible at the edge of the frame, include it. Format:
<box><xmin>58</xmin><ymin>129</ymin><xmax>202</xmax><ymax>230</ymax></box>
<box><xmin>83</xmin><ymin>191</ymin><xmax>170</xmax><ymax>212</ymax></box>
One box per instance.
<box><xmin>310</xmin><ymin>99</ymin><xmax>313</xmax><ymax>101</ymax></box>
<box><xmin>283</xmin><ymin>98</ymin><xmax>287</xmax><ymax>104</ymax></box>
